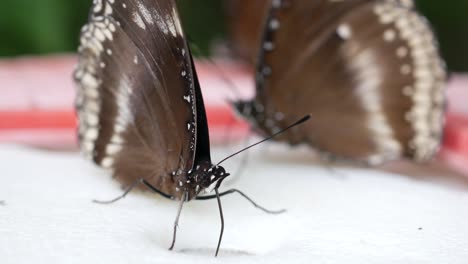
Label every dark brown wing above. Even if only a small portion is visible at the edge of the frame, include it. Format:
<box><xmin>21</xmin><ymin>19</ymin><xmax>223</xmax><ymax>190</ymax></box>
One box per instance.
<box><xmin>224</xmin><ymin>0</ymin><xmax>272</xmax><ymax>63</ymax></box>
<box><xmin>74</xmin><ymin>0</ymin><xmax>203</xmax><ymax>199</ymax></box>
<box><xmin>236</xmin><ymin>0</ymin><xmax>446</xmax><ymax>164</ymax></box>
<box><xmin>224</xmin><ymin>0</ymin><xmax>415</xmax><ymax>63</ymax></box>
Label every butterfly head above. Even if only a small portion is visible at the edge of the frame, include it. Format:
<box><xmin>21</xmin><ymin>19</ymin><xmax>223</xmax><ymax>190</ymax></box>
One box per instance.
<box><xmin>232</xmin><ymin>101</ymin><xmax>256</xmax><ymax>120</ymax></box>
<box><xmin>232</xmin><ymin>100</ymin><xmax>269</xmax><ymax>129</ymax></box>
<box><xmin>182</xmin><ymin>161</ymin><xmax>230</xmax><ymax>200</ymax></box>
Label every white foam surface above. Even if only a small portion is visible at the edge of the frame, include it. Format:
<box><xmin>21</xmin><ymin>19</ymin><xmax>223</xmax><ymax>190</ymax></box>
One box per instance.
<box><xmin>0</xmin><ymin>144</ymin><xmax>467</xmax><ymax>264</ymax></box>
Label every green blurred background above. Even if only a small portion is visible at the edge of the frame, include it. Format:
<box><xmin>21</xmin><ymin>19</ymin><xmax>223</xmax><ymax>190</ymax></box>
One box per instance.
<box><xmin>0</xmin><ymin>0</ymin><xmax>466</xmax><ymax>72</ymax></box>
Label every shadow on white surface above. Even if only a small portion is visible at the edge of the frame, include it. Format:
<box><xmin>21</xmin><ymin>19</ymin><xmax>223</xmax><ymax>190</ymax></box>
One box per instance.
<box><xmin>0</xmin><ymin>144</ymin><xmax>467</xmax><ymax>264</ymax></box>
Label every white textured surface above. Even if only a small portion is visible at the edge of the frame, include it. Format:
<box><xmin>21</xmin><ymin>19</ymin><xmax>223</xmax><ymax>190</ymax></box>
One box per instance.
<box><xmin>0</xmin><ymin>144</ymin><xmax>467</xmax><ymax>264</ymax></box>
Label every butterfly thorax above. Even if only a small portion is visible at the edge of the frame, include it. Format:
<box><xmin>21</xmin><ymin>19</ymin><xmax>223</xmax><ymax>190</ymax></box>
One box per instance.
<box><xmin>172</xmin><ymin>161</ymin><xmax>229</xmax><ymax>201</ymax></box>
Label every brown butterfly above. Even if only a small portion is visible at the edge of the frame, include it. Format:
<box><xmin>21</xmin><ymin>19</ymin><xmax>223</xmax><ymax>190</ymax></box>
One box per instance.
<box><xmin>233</xmin><ymin>0</ymin><xmax>447</xmax><ymax>165</ymax></box>
<box><xmin>74</xmin><ymin>0</ymin><xmax>302</xmax><ymax>256</ymax></box>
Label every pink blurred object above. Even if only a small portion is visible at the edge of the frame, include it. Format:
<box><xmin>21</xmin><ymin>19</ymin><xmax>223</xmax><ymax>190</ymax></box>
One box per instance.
<box><xmin>0</xmin><ymin>55</ymin><xmax>251</xmax><ymax>148</ymax></box>
<box><xmin>440</xmin><ymin>75</ymin><xmax>468</xmax><ymax>174</ymax></box>
<box><xmin>446</xmin><ymin>75</ymin><xmax>468</xmax><ymax>115</ymax></box>
<box><xmin>0</xmin><ymin>55</ymin><xmax>467</xmax><ymax>167</ymax></box>
<box><xmin>0</xmin><ymin>55</ymin><xmax>76</xmax><ymax>111</ymax></box>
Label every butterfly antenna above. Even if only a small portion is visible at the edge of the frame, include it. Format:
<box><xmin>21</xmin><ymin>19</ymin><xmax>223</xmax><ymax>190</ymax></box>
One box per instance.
<box><xmin>216</xmin><ymin>115</ymin><xmax>311</xmax><ymax>166</ymax></box>
<box><xmin>93</xmin><ymin>178</ymin><xmax>174</xmax><ymax>204</ymax></box>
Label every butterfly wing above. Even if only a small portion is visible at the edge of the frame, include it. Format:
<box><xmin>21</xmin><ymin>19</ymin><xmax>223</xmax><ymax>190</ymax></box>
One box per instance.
<box><xmin>225</xmin><ymin>0</ymin><xmax>272</xmax><ymax>63</ymax></box>
<box><xmin>236</xmin><ymin>0</ymin><xmax>446</xmax><ymax>164</ymax></box>
<box><xmin>75</xmin><ymin>0</ymin><xmax>206</xmax><ymax>198</ymax></box>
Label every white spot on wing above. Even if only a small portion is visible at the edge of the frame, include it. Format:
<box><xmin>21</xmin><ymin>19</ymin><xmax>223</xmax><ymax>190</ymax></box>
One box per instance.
<box><xmin>84</xmin><ymin>128</ymin><xmax>99</xmax><ymax>140</ymax></box>
<box><xmin>138</xmin><ymin>2</ymin><xmax>154</xmax><ymax>25</ymax></box>
<box><xmin>270</xmin><ymin>19</ymin><xmax>280</xmax><ymax>30</ymax></box>
<box><xmin>396</xmin><ymin>47</ymin><xmax>408</xmax><ymax>57</ymax></box>
<box><xmin>337</xmin><ymin>24</ymin><xmax>352</xmax><ymax>40</ymax></box>
<box><xmin>104</xmin><ymin>3</ymin><xmax>113</xmax><ymax>16</ymax></box>
<box><xmin>383</xmin><ymin>29</ymin><xmax>396</xmax><ymax>42</ymax></box>
<box><xmin>400</xmin><ymin>64</ymin><xmax>411</xmax><ymax>75</ymax></box>
<box><xmin>170</xmin><ymin>7</ymin><xmax>183</xmax><ymax>37</ymax></box>
<box><xmin>133</xmin><ymin>12</ymin><xmax>146</xmax><ymax>30</ymax></box>
<box><xmin>110</xmin><ymin>134</ymin><xmax>124</xmax><ymax>144</ymax></box>
<box><xmin>263</xmin><ymin>41</ymin><xmax>274</xmax><ymax>51</ymax></box>
<box><xmin>101</xmin><ymin>157</ymin><xmax>114</xmax><ymax>168</ymax></box>
<box><xmin>106</xmin><ymin>144</ymin><xmax>122</xmax><ymax>155</ymax></box>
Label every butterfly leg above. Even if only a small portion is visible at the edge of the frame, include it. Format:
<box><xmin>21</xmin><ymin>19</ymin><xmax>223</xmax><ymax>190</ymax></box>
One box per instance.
<box><xmin>214</xmin><ymin>187</ymin><xmax>224</xmax><ymax>257</ymax></box>
<box><xmin>93</xmin><ymin>179</ymin><xmax>141</xmax><ymax>204</ymax></box>
<box><xmin>93</xmin><ymin>178</ymin><xmax>174</xmax><ymax>204</ymax></box>
<box><xmin>169</xmin><ymin>191</ymin><xmax>186</xmax><ymax>251</ymax></box>
<box><xmin>196</xmin><ymin>188</ymin><xmax>286</xmax><ymax>214</ymax></box>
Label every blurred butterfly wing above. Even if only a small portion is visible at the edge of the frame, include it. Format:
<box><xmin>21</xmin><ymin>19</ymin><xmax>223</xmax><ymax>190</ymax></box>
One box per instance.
<box><xmin>388</xmin><ymin>0</ymin><xmax>415</xmax><ymax>8</ymax></box>
<box><xmin>224</xmin><ymin>0</ymin><xmax>272</xmax><ymax>63</ymax></box>
<box><xmin>237</xmin><ymin>0</ymin><xmax>446</xmax><ymax>163</ymax></box>
<box><xmin>75</xmin><ymin>0</ymin><xmax>201</xmax><ymax>198</ymax></box>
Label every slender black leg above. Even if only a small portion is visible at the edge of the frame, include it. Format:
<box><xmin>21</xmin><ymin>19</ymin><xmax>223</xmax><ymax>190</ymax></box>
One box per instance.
<box><xmin>169</xmin><ymin>192</ymin><xmax>186</xmax><ymax>251</ymax></box>
<box><xmin>93</xmin><ymin>178</ymin><xmax>173</xmax><ymax>204</ymax></box>
<box><xmin>196</xmin><ymin>189</ymin><xmax>286</xmax><ymax>214</ymax></box>
<box><xmin>214</xmin><ymin>188</ymin><xmax>224</xmax><ymax>257</ymax></box>
<box><xmin>229</xmin><ymin>189</ymin><xmax>286</xmax><ymax>214</ymax></box>
<box><xmin>93</xmin><ymin>179</ymin><xmax>141</xmax><ymax>204</ymax></box>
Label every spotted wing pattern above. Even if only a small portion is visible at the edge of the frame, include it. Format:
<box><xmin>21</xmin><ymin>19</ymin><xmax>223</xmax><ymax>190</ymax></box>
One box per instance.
<box><xmin>235</xmin><ymin>0</ymin><xmax>446</xmax><ymax>164</ymax></box>
<box><xmin>74</xmin><ymin>0</ymin><xmax>206</xmax><ymax>199</ymax></box>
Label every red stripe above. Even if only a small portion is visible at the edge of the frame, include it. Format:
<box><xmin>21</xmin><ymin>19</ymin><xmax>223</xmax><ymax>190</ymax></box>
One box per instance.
<box><xmin>0</xmin><ymin>106</ymin><xmax>248</xmax><ymax>130</ymax></box>
<box><xmin>0</xmin><ymin>111</ymin><xmax>76</xmax><ymax>130</ymax></box>
<box><xmin>443</xmin><ymin>112</ymin><xmax>468</xmax><ymax>157</ymax></box>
